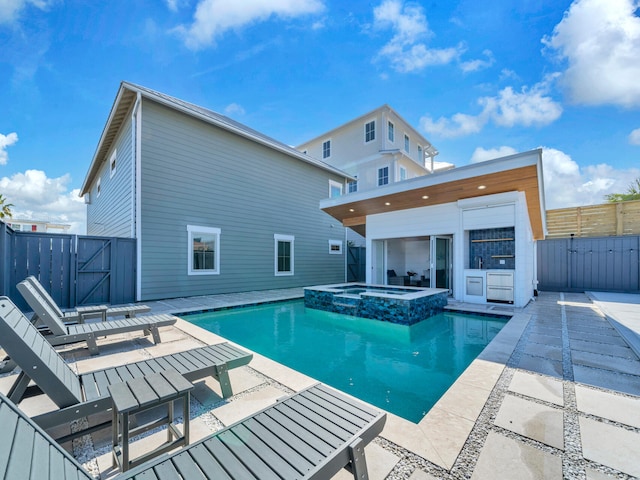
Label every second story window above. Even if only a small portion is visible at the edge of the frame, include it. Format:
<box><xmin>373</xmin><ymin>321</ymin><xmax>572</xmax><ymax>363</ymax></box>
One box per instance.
<box><xmin>399</xmin><ymin>166</ymin><xmax>407</xmax><ymax>181</ymax></box>
<box><xmin>378</xmin><ymin>166</ymin><xmax>389</xmax><ymax>186</ymax></box>
<box><xmin>348</xmin><ymin>180</ymin><xmax>358</xmax><ymax>193</ymax></box>
<box><xmin>388</xmin><ymin>121</ymin><xmax>394</xmax><ymax>142</ymax></box>
<box><xmin>322</xmin><ymin>139</ymin><xmax>331</xmax><ymax>159</ymax></box>
<box><xmin>365</xmin><ymin>120</ymin><xmax>375</xmax><ymax>143</ymax></box>
<box><xmin>404</xmin><ymin>134</ymin><xmax>410</xmax><ymax>153</ymax></box>
<box><xmin>329</xmin><ymin>180</ymin><xmax>342</xmax><ymax>198</ymax></box>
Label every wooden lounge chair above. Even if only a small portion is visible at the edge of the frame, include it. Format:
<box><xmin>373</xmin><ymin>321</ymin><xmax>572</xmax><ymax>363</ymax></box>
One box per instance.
<box><xmin>0</xmin><ymin>296</ymin><xmax>252</xmax><ymax>442</ymax></box>
<box><xmin>0</xmin><ymin>382</ymin><xmax>386</xmax><ymax>479</ymax></box>
<box><xmin>17</xmin><ymin>280</ymin><xmax>175</xmax><ymax>355</ymax></box>
<box><xmin>21</xmin><ymin>275</ymin><xmax>151</xmax><ymax>323</ymax></box>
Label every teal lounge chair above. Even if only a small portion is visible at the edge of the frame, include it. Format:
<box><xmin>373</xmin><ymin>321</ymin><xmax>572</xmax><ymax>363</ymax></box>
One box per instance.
<box><xmin>0</xmin><ymin>296</ymin><xmax>252</xmax><ymax>442</ymax></box>
<box><xmin>17</xmin><ymin>279</ymin><xmax>174</xmax><ymax>355</ymax></box>
<box><xmin>0</xmin><ymin>381</ymin><xmax>386</xmax><ymax>479</ymax></box>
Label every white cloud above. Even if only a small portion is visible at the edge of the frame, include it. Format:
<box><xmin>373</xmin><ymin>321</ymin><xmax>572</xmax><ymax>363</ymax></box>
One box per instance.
<box><xmin>420</xmin><ymin>78</ymin><xmax>562</xmax><ymax>138</ymax></box>
<box><xmin>544</xmin><ymin>0</ymin><xmax>640</xmax><ymax>107</ymax></box>
<box><xmin>460</xmin><ymin>50</ymin><xmax>495</xmax><ymax>73</ymax></box>
<box><xmin>0</xmin><ymin>132</ymin><xmax>18</xmax><ymax>165</ymax></box>
<box><xmin>470</xmin><ymin>146</ymin><xmax>518</xmax><ymax>163</ymax></box>
<box><xmin>174</xmin><ymin>0</ymin><xmax>324</xmax><ymax>50</ymax></box>
<box><xmin>224</xmin><ymin>103</ymin><xmax>245</xmax><ymax>116</ymax></box>
<box><xmin>629</xmin><ymin>128</ymin><xmax>640</xmax><ymax>145</ymax></box>
<box><xmin>0</xmin><ymin>0</ymin><xmax>51</xmax><ymax>25</ymax></box>
<box><xmin>421</xmin><ymin>112</ymin><xmax>487</xmax><ymax>139</ymax></box>
<box><xmin>0</xmin><ymin>169</ymin><xmax>86</xmax><ymax>233</ymax></box>
<box><xmin>373</xmin><ymin>0</ymin><xmax>463</xmax><ymax>73</ymax></box>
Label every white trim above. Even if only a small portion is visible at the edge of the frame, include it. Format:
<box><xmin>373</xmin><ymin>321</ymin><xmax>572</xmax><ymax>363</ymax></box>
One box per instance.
<box><xmin>329</xmin><ymin>239</ymin><xmax>343</xmax><ymax>254</ymax></box>
<box><xmin>364</xmin><ymin>119</ymin><xmax>376</xmax><ymax>144</ymax></box>
<box><xmin>134</xmin><ymin>92</ymin><xmax>143</xmax><ymax>301</ymax></box>
<box><xmin>188</xmin><ymin>225</ymin><xmax>221</xmax><ymax>275</ymax></box>
<box><xmin>387</xmin><ymin>120</ymin><xmax>395</xmax><ymax>143</ymax></box>
<box><xmin>109</xmin><ymin>149</ymin><xmax>117</xmax><ymax>178</ymax></box>
<box><xmin>274</xmin><ymin>234</ymin><xmax>295</xmax><ymax>276</ymax></box>
<box><xmin>329</xmin><ymin>180</ymin><xmax>343</xmax><ymax>198</ymax></box>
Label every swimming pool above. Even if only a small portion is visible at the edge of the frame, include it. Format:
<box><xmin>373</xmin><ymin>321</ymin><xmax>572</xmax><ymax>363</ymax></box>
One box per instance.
<box><xmin>185</xmin><ymin>300</ymin><xmax>509</xmax><ymax>422</ymax></box>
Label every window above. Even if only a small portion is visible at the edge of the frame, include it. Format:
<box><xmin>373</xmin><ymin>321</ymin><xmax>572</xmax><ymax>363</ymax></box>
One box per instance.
<box><xmin>96</xmin><ymin>178</ymin><xmax>101</xmax><ymax>198</ymax></box>
<box><xmin>404</xmin><ymin>134</ymin><xmax>410</xmax><ymax>153</ymax></box>
<box><xmin>329</xmin><ymin>180</ymin><xmax>342</xmax><ymax>198</ymax></box>
<box><xmin>109</xmin><ymin>150</ymin><xmax>117</xmax><ymax>178</ymax></box>
<box><xmin>31</xmin><ymin>225</ymin><xmax>37</xmax><ymax>232</ymax></box>
<box><xmin>329</xmin><ymin>240</ymin><xmax>343</xmax><ymax>254</ymax></box>
<box><xmin>378</xmin><ymin>166</ymin><xmax>389</xmax><ymax>186</ymax></box>
<box><xmin>365</xmin><ymin>120</ymin><xmax>375</xmax><ymax>143</ymax></box>
<box><xmin>399</xmin><ymin>166</ymin><xmax>407</xmax><ymax>181</ymax></box>
<box><xmin>417</xmin><ymin>145</ymin><xmax>423</xmax><ymax>162</ymax></box>
<box><xmin>348</xmin><ymin>180</ymin><xmax>358</xmax><ymax>193</ymax></box>
<box><xmin>322</xmin><ymin>139</ymin><xmax>331</xmax><ymax>159</ymax></box>
<box><xmin>274</xmin><ymin>234</ymin><xmax>294</xmax><ymax>276</ymax></box>
<box><xmin>388</xmin><ymin>121</ymin><xmax>394</xmax><ymax>142</ymax></box>
<box><xmin>188</xmin><ymin>225</ymin><xmax>220</xmax><ymax>275</ymax></box>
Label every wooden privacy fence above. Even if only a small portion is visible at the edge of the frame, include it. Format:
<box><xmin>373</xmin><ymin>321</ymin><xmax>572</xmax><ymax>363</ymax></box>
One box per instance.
<box><xmin>0</xmin><ymin>222</ymin><xmax>136</xmax><ymax>311</ymax></box>
<box><xmin>537</xmin><ymin>235</ymin><xmax>640</xmax><ymax>293</ymax></box>
<box><xmin>546</xmin><ymin>200</ymin><xmax>640</xmax><ymax>238</ymax></box>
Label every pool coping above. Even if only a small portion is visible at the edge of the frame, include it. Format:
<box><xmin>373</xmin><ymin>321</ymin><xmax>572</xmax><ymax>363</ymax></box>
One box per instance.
<box><xmin>176</xmin><ymin>296</ymin><xmax>529</xmax><ymax>471</ymax></box>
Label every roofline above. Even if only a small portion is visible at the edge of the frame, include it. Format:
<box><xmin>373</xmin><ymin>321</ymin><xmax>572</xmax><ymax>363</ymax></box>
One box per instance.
<box><xmin>320</xmin><ymin>148</ymin><xmax>543</xmax><ymax>209</ymax></box>
<box><xmin>81</xmin><ymin>82</ymin><xmax>354</xmax><ymax>196</ymax></box>
<box><xmin>296</xmin><ymin>104</ymin><xmax>437</xmax><ymax>155</ymax></box>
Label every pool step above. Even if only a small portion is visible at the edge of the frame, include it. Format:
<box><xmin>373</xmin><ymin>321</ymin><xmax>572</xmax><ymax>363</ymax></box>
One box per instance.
<box><xmin>333</xmin><ymin>302</ymin><xmax>358</xmax><ymax>309</ymax></box>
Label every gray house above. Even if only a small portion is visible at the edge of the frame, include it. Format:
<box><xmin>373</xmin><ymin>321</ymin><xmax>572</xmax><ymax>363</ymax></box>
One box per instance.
<box><xmin>80</xmin><ymin>82</ymin><xmax>352</xmax><ymax>301</ymax></box>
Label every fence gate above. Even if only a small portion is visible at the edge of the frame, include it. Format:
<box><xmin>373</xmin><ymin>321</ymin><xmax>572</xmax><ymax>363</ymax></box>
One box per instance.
<box><xmin>76</xmin><ymin>237</ymin><xmax>136</xmax><ymax>306</ymax></box>
<box><xmin>537</xmin><ymin>235</ymin><xmax>640</xmax><ymax>293</ymax></box>
<box><xmin>347</xmin><ymin>246</ymin><xmax>366</xmax><ymax>282</ymax></box>
<box><xmin>0</xmin><ymin>222</ymin><xmax>137</xmax><ymax>310</ymax></box>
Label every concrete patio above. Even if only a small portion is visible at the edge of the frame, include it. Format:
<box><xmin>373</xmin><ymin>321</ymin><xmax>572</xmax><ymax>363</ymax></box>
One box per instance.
<box><xmin>1</xmin><ymin>289</ymin><xmax>638</xmax><ymax>479</ymax></box>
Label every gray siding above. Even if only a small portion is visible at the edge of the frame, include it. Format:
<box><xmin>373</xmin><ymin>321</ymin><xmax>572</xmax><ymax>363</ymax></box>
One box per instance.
<box><xmin>139</xmin><ymin>100</ymin><xmax>347</xmax><ymax>300</ymax></box>
<box><xmin>87</xmin><ymin>114</ymin><xmax>134</xmax><ymax>237</ymax></box>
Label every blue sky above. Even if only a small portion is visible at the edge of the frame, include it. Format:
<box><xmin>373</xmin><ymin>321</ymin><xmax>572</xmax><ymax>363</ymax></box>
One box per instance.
<box><xmin>1</xmin><ymin>0</ymin><xmax>639</xmax><ymax>233</ymax></box>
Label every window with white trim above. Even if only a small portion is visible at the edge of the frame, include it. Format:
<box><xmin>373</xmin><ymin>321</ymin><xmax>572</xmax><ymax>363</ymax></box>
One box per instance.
<box><xmin>109</xmin><ymin>150</ymin><xmax>117</xmax><ymax>178</ymax></box>
<box><xmin>378</xmin><ymin>166</ymin><xmax>389</xmax><ymax>186</ymax></box>
<box><xmin>399</xmin><ymin>166</ymin><xmax>407</xmax><ymax>181</ymax></box>
<box><xmin>96</xmin><ymin>178</ymin><xmax>101</xmax><ymax>198</ymax></box>
<box><xmin>365</xmin><ymin>120</ymin><xmax>375</xmax><ymax>143</ymax></box>
<box><xmin>322</xmin><ymin>139</ymin><xmax>331</xmax><ymax>159</ymax></box>
<box><xmin>329</xmin><ymin>239</ymin><xmax>343</xmax><ymax>254</ymax></box>
<box><xmin>404</xmin><ymin>134</ymin><xmax>410</xmax><ymax>153</ymax></box>
<box><xmin>188</xmin><ymin>225</ymin><xmax>220</xmax><ymax>275</ymax></box>
<box><xmin>348</xmin><ymin>179</ymin><xmax>358</xmax><ymax>193</ymax></box>
<box><xmin>274</xmin><ymin>234</ymin><xmax>294</xmax><ymax>276</ymax></box>
<box><xmin>329</xmin><ymin>180</ymin><xmax>343</xmax><ymax>198</ymax></box>
<box><xmin>388</xmin><ymin>121</ymin><xmax>394</xmax><ymax>142</ymax></box>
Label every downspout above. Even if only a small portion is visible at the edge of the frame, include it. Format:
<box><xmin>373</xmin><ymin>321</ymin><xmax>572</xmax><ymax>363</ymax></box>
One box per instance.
<box><xmin>133</xmin><ymin>92</ymin><xmax>143</xmax><ymax>301</ymax></box>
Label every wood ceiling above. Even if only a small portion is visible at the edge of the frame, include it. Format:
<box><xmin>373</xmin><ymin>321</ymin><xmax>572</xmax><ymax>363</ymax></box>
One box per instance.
<box><xmin>322</xmin><ymin>164</ymin><xmax>545</xmax><ymax>239</ymax></box>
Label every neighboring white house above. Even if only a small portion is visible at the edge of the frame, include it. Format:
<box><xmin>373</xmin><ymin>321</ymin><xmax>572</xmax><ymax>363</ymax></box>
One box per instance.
<box><xmin>6</xmin><ymin>219</ymin><xmax>71</xmax><ymax>233</ymax></box>
<box><xmin>319</xmin><ymin>149</ymin><xmax>547</xmax><ymax>308</ymax></box>
<box><xmin>297</xmin><ymin>105</ymin><xmax>446</xmax><ymax>196</ymax></box>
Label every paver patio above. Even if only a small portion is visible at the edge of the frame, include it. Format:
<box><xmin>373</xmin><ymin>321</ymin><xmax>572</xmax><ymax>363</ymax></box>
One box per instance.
<box><xmin>0</xmin><ymin>289</ymin><xmax>638</xmax><ymax>479</ymax></box>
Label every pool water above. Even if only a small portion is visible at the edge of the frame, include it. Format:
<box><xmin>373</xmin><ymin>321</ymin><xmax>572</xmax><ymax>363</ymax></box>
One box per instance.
<box><xmin>185</xmin><ymin>300</ymin><xmax>508</xmax><ymax>422</ymax></box>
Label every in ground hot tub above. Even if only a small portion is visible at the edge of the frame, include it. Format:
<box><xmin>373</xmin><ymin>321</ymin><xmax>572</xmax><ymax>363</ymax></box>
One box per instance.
<box><xmin>304</xmin><ymin>283</ymin><xmax>449</xmax><ymax>325</ymax></box>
